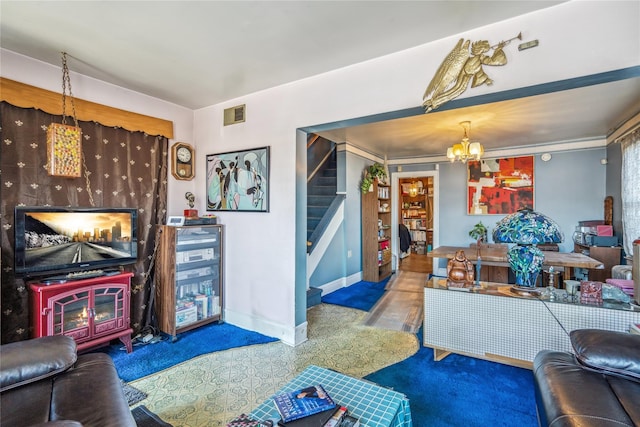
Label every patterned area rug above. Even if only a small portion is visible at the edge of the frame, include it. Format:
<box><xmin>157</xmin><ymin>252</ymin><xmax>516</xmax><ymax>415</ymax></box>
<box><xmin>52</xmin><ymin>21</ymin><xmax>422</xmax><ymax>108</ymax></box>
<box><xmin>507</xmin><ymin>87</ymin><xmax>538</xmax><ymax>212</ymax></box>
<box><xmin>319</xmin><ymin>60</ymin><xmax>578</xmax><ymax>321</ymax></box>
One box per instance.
<box><xmin>129</xmin><ymin>304</ymin><xmax>418</xmax><ymax>427</ymax></box>
<box><xmin>363</xmin><ymin>270</ymin><xmax>426</xmax><ymax>333</ymax></box>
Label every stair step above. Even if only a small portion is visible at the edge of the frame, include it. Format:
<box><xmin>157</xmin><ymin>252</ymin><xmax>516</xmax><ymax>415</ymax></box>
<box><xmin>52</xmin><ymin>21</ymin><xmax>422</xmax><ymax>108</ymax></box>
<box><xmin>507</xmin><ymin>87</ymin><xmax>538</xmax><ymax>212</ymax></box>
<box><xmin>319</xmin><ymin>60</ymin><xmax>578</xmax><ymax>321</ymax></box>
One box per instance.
<box><xmin>308</xmin><ymin>195</ymin><xmax>334</xmax><ymax>205</ymax></box>
<box><xmin>308</xmin><ymin>186</ymin><xmax>336</xmax><ymax>196</ymax></box>
<box><xmin>314</xmin><ymin>176</ymin><xmax>337</xmax><ymax>186</ymax></box>
<box><xmin>307</xmin><ymin>287</ymin><xmax>322</xmax><ymax>308</ymax></box>
<box><xmin>307</xmin><ymin>206</ymin><xmax>327</xmax><ymax>217</ymax></box>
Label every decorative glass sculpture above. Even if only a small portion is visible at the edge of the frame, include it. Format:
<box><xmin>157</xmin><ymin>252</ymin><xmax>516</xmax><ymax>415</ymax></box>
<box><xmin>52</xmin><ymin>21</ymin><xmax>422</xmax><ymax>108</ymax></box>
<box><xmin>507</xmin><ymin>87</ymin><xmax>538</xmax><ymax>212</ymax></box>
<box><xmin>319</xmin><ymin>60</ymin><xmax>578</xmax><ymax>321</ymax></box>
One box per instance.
<box><xmin>493</xmin><ymin>208</ymin><xmax>563</xmax><ymax>287</ymax></box>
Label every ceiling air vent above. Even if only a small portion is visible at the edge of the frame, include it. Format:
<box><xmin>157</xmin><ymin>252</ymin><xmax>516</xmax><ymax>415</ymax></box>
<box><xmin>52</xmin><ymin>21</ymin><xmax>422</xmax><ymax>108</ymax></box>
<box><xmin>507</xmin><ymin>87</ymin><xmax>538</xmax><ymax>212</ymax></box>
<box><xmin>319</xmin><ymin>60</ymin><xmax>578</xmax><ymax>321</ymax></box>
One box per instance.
<box><xmin>224</xmin><ymin>104</ymin><xmax>246</xmax><ymax>126</ymax></box>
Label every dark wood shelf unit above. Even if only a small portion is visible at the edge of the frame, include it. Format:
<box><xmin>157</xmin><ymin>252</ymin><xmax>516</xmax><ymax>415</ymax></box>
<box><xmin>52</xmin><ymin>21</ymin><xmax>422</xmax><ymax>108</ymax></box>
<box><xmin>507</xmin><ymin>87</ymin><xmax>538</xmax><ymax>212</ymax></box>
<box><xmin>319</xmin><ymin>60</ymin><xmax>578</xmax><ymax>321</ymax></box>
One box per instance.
<box><xmin>155</xmin><ymin>224</ymin><xmax>224</xmax><ymax>341</ymax></box>
<box><xmin>362</xmin><ymin>180</ymin><xmax>392</xmax><ymax>282</ymax></box>
<box><xmin>573</xmin><ymin>243</ymin><xmax>622</xmax><ymax>282</ymax></box>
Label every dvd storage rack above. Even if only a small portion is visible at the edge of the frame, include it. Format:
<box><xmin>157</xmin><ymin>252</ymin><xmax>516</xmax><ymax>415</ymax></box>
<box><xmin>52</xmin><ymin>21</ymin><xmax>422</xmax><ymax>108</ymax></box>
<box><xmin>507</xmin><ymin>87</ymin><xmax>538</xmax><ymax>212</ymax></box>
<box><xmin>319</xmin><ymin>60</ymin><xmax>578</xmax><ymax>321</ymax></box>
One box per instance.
<box><xmin>155</xmin><ymin>224</ymin><xmax>224</xmax><ymax>341</ymax></box>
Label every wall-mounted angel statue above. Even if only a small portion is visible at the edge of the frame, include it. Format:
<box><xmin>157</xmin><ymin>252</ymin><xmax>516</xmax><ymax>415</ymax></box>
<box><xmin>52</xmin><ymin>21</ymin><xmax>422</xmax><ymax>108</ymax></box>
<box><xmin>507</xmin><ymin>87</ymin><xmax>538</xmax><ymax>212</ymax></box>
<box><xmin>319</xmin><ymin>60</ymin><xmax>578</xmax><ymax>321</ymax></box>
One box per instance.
<box><xmin>423</xmin><ymin>33</ymin><xmax>521</xmax><ymax>112</ymax></box>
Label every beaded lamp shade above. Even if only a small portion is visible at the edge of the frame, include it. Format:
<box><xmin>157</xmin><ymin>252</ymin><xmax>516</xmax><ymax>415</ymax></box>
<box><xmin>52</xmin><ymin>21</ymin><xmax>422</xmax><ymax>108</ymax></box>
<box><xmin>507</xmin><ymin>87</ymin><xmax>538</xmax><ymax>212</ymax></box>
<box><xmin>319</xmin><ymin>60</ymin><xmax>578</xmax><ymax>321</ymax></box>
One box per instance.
<box><xmin>493</xmin><ymin>208</ymin><xmax>564</xmax><ymax>287</ymax></box>
<box><xmin>47</xmin><ymin>52</ymin><xmax>82</xmax><ymax>178</ymax></box>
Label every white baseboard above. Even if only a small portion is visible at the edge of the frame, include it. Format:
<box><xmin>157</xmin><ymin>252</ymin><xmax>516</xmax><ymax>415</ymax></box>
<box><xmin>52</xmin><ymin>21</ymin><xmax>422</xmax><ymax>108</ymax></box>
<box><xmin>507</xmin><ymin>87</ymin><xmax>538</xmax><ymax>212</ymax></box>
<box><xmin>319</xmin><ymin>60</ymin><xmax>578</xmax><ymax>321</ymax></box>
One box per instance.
<box><xmin>223</xmin><ymin>307</ymin><xmax>305</xmax><ymax>347</ymax></box>
<box><xmin>317</xmin><ymin>271</ymin><xmax>362</xmax><ymax>295</ymax></box>
<box><xmin>294</xmin><ymin>322</ymin><xmax>308</xmax><ymax>346</ymax></box>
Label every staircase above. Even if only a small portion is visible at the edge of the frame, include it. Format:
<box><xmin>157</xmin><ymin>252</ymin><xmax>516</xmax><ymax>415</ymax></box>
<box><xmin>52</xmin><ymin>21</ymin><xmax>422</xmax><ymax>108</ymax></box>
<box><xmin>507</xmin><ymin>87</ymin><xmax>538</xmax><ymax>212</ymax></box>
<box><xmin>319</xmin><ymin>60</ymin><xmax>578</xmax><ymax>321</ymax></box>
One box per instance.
<box><xmin>307</xmin><ymin>135</ymin><xmax>338</xmax><ymax>253</ymax></box>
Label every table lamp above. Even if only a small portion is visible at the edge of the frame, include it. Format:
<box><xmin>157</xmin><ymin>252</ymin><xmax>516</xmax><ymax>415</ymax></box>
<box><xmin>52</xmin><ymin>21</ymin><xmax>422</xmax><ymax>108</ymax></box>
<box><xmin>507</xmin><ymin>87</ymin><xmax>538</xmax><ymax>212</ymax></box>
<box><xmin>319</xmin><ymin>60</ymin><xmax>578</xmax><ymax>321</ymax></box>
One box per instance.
<box><xmin>492</xmin><ymin>208</ymin><xmax>563</xmax><ymax>293</ymax></box>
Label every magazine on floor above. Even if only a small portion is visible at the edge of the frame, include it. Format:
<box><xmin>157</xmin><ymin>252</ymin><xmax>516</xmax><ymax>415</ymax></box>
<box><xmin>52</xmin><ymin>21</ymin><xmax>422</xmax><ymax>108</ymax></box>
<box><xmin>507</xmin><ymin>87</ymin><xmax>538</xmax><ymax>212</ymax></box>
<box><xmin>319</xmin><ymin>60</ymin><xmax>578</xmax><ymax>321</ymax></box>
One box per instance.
<box><xmin>273</xmin><ymin>384</ymin><xmax>336</xmax><ymax>423</ymax></box>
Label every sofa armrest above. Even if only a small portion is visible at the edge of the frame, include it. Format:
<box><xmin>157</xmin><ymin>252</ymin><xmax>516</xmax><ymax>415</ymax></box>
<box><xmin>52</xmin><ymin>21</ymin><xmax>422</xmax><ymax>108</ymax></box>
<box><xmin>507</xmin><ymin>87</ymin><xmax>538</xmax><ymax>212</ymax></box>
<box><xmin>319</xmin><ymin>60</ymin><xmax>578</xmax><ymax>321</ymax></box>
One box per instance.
<box><xmin>570</xmin><ymin>329</ymin><xmax>640</xmax><ymax>381</ymax></box>
<box><xmin>1</xmin><ymin>336</ymin><xmax>77</xmax><ymax>392</ymax></box>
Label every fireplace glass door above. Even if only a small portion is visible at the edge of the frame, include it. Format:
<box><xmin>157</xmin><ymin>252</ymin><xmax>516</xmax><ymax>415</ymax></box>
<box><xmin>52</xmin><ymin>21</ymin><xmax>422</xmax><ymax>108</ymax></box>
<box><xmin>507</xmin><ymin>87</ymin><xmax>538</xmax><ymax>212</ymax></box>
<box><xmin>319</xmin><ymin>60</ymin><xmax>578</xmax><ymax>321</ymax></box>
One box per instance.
<box><xmin>93</xmin><ymin>286</ymin><xmax>127</xmax><ymax>336</ymax></box>
<box><xmin>53</xmin><ymin>289</ymin><xmax>90</xmax><ymax>340</ymax></box>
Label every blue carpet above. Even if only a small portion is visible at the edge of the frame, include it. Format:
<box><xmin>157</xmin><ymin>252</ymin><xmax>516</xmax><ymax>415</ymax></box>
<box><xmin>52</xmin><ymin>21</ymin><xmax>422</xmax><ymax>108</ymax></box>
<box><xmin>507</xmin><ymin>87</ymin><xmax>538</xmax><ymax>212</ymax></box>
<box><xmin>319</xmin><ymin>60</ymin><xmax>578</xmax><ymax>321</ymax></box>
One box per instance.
<box><xmin>321</xmin><ymin>277</ymin><xmax>390</xmax><ymax>311</ymax></box>
<box><xmin>97</xmin><ymin>322</ymin><xmax>278</xmax><ymax>382</ymax></box>
<box><xmin>325</xmin><ymin>276</ymin><xmax>537</xmax><ymax>427</ymax></box>
<box><xmin>364</xmin><ymin>333</ymin><xmax>538</xmax><ymax>427</ymax></box>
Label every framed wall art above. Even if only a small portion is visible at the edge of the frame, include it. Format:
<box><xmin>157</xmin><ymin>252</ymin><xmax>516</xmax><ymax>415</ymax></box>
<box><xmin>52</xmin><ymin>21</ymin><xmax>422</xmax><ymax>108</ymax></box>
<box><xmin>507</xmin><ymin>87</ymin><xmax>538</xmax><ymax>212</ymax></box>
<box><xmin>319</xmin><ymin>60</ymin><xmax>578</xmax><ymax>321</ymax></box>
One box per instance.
<box><xmin>206</xmin><ymin>146</ymin><xmax>269</xmax><ymax>212</ymax></box>
<box><xmin>467</xmin><ymin>155</ymin><xmax>534</xmax><ymax>215</ymax></box>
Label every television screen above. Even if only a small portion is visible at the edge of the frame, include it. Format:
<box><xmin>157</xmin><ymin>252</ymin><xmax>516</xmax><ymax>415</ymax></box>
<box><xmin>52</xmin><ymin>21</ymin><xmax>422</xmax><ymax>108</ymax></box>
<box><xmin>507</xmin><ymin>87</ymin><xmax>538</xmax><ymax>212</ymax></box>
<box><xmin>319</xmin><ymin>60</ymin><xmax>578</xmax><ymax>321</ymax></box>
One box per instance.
<box><xmin>14</xmin><ymin>206</ymin><xmax>138</xmax><ymax>277</ymax></box>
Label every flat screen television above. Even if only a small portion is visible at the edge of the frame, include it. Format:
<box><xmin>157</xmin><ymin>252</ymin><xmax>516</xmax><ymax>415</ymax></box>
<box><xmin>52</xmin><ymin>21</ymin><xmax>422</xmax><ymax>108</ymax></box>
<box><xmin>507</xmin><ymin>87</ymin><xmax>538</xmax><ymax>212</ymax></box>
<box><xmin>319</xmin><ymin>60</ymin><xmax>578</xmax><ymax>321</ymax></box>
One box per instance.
<box><xmin>14</xmin><ymin>206</ymin><xmax>138</xmax><ymax>278</ymax></box>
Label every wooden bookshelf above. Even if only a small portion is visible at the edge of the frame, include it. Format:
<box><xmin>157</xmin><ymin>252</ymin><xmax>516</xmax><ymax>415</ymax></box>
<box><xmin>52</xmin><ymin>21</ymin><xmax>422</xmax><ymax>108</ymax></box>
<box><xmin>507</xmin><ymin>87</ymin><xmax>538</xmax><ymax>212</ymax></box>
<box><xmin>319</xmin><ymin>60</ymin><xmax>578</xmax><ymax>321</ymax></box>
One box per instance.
<box><xmin>362</xmin><ymin>180</ymin><xmax>392</xmax><ymax>282</ymax></box>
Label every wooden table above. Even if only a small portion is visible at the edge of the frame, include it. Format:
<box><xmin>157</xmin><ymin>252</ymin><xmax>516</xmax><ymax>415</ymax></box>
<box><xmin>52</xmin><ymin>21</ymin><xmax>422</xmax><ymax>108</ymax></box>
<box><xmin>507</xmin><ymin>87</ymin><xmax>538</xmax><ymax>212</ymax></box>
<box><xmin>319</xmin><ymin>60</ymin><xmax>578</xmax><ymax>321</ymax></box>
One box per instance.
<box><xmin>428</xmin><ymin>245</ymin><xmax>604</xmax><ymax>283</ymax></box>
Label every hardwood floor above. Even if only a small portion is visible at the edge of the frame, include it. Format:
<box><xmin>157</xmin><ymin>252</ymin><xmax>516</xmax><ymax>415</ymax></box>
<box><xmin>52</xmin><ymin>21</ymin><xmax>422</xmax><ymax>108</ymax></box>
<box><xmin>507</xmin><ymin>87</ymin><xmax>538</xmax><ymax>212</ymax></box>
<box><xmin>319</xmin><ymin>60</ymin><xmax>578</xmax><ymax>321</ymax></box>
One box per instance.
<box><xmin>398</xmin><ymin>252</ymin><xmax>432</xmax><ymax>274</ymax></box>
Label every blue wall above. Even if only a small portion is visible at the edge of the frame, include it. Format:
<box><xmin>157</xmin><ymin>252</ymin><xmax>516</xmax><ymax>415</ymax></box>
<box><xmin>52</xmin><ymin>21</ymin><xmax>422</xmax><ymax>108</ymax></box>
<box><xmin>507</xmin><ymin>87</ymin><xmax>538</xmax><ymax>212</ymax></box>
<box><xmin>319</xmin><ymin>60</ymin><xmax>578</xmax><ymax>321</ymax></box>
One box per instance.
<box><xmin>309</xmin><ymin>223</ymin><xmax>347</xmax><ymax>286</ymax></box>
<box><xmin>309</xmin><ymin>150</ymin><xmax>371</xmax><ymax>286</ymax></box>
<box><xmin>312</xmin><ymin>148</ymin><xmax>608</xmax><ymax>287</ymax></box>
<box><xmin>314</xmin><ymin>148</ymin><xmax>608</xmax><ymax>286</ymax></box>
<box><xmin>432</xmin><ymin>149</ymin><xmax>607</xmax><ymax>271</ymax></box>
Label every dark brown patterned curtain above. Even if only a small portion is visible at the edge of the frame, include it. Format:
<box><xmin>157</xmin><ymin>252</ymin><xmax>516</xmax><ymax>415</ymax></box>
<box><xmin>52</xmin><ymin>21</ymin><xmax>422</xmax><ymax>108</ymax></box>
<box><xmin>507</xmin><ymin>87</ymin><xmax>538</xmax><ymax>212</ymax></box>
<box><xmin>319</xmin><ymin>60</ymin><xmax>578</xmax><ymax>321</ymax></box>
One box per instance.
<box><xmin>0</xmin><ymin>102</ymin><xmax>168</xmax><ymax>343</ymax></box>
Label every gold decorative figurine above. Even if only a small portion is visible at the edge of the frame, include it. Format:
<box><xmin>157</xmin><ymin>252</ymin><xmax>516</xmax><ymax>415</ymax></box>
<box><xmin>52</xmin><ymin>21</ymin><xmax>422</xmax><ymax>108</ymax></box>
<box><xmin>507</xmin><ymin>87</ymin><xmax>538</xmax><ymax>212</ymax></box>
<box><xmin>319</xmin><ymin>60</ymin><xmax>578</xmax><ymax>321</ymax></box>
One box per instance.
<box><xmin>423</xmin><ymin>33</ymin><xmax>521</xmax><ymax>112</ymax></box>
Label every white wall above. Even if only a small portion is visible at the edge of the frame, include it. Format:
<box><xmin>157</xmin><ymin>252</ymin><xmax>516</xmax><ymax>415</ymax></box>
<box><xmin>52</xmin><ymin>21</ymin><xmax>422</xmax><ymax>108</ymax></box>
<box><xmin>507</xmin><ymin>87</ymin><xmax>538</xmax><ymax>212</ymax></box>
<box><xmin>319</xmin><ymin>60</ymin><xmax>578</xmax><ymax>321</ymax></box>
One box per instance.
<box><xmin>192</xmin><ymin>1</ymin><xmax>639</xmax><ymax>344</ymax></box>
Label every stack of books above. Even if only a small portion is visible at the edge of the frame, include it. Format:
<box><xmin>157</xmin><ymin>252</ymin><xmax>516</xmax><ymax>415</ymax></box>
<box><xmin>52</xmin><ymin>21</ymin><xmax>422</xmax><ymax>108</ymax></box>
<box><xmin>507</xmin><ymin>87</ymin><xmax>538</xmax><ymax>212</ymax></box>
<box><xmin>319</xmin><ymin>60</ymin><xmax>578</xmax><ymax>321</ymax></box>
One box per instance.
<box><xmin>273</xmin><ymin>385</ymin><xmax>359</xmax><ymax>427</ymax></box>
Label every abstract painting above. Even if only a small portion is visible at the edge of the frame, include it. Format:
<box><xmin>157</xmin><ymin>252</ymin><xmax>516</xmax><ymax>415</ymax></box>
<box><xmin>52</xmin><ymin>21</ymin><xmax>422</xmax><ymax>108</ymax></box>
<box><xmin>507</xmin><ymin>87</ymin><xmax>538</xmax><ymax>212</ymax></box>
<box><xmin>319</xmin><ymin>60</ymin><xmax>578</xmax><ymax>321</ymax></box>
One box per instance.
<box><xmin>206</xmin><ymin>146</ymin><xmax>269</xmax><ymax>212</ymax></box>
<box><xmin>467</xmin><ymin>155</ymin><xmax>534</xmax><ymax>215</ymax></box>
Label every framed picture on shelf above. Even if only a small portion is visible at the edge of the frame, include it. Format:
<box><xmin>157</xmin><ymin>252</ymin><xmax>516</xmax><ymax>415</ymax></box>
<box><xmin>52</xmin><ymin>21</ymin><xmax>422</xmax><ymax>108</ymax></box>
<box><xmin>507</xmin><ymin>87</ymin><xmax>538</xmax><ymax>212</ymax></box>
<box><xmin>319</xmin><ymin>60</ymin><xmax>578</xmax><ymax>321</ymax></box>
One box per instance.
<box><xmin>467</xmin><ymin>155</ymin><xmax>534</xmax><ymax>215</ymax></box>
<box><xmin>206</xmin><ymin>146</ymin><xmax>269</xmax><ymax>212</ymax></box>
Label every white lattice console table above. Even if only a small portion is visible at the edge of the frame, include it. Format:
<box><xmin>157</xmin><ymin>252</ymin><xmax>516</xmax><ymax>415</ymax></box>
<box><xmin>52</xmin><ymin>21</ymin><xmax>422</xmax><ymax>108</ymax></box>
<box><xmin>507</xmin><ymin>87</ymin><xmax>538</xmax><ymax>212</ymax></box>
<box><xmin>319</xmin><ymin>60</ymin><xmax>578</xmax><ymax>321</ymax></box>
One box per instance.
<box><xmin>423</xmin><ymin>278</ymin><xmax>640</xmax><ymax>369</ymax></box>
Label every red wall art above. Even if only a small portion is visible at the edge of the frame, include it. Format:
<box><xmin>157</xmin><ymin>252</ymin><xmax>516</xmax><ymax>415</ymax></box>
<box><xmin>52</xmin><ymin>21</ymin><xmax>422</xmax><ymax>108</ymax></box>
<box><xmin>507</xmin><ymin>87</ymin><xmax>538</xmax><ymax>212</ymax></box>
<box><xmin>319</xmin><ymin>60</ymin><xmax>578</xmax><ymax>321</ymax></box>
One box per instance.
<box><xmin>467</xmin><ymin>156</ymin><xmax>534</xmax><ymax>215</ymax></box>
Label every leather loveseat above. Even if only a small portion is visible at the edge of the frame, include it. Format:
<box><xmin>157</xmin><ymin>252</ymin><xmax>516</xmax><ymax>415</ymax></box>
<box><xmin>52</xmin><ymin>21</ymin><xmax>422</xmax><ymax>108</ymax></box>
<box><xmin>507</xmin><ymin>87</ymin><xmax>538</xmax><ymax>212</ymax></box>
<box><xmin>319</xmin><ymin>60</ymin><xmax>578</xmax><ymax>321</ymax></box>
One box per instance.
<box><xmin>533</xmin><ymin>329</ymin><xmax>640</xmax><ymax>427</ymax></box>
<box><xmin>0</xmin><ymin>335</ymin><xmax>136</xmax><ymax>427</ymax></box>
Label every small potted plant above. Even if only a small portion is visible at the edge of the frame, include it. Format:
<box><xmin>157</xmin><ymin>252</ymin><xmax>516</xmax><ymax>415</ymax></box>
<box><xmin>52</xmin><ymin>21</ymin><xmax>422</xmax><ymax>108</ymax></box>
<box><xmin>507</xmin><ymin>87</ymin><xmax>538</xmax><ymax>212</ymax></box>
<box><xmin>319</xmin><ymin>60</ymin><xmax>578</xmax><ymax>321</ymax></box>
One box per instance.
<box><xmin>469</xmin><ymin>221</ymin><xmax>488</xmax><ymax>245</ymax></box>
<box><xmin>360</xmin><ymin>162</ymin><xmax>387</xmax><ymax>194</ymax></box>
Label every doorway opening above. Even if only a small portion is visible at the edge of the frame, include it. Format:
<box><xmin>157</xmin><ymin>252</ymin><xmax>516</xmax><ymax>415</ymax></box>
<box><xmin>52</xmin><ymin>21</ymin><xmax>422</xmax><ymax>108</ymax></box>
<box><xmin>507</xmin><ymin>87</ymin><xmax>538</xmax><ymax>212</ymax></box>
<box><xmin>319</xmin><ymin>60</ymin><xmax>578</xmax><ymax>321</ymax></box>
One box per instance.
<box><xmin>393</xmin><ymin>171</ymin><xmax>438</xmax><ymax>275</ymax></box>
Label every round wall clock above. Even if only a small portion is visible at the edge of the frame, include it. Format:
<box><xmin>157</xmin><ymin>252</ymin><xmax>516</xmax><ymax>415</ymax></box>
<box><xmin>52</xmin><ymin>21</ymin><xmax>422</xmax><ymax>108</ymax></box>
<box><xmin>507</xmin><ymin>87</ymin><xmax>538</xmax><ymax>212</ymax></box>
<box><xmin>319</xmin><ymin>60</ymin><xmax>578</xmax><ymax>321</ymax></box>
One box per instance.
<box><xmin>171</xmin><ymin>142</ymin><xmax>195</xmax><ymax>180</ymax></box>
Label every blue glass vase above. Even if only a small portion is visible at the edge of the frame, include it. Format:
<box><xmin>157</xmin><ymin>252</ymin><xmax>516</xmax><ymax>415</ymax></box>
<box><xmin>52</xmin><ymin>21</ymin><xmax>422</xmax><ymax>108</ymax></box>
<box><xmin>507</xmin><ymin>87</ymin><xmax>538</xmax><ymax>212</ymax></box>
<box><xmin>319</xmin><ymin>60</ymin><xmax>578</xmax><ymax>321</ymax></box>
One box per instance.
<box><xmin>507</xmin><ymin>244</ymin><xmax>544</xmax><ymax>287</ymax></box>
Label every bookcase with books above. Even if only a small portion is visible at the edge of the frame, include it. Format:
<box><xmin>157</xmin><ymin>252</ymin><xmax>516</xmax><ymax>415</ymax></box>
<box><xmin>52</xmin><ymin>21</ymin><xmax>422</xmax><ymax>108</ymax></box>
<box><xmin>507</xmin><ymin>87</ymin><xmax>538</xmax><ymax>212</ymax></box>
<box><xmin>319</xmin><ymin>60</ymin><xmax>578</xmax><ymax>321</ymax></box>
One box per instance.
<box><xmin>362</xmin><ymin>179</ymin><xmax>392</xmax><ymax>282</ymax></box>
<box><xmin>155</xmin><ymin>224</ymin><xmax>223</xmax><ymax>341</ymax></box>
<box><xmin>399</xmin><ymin>177</ymin><xmax>433</xmax><ymax>255</ymax></box>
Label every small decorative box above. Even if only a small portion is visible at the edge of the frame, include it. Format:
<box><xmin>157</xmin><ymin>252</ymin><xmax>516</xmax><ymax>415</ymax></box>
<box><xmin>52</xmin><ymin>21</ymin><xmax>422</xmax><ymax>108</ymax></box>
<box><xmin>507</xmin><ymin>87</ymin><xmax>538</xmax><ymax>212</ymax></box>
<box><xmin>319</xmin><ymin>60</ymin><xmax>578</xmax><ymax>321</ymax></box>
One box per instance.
<box><xmin>580</xmin><ymin>281</ymin><xmax>603</xmax><ymax>305</ymax></box>
<box><xmin>596</xmin><ymin>225</ymin><xmax>613</xmax><ymax>236</ymax></box>
<box><xmin>184</xmin><ymin>209</ymin><xmax>199</xmax><ymax>218</ymax></box>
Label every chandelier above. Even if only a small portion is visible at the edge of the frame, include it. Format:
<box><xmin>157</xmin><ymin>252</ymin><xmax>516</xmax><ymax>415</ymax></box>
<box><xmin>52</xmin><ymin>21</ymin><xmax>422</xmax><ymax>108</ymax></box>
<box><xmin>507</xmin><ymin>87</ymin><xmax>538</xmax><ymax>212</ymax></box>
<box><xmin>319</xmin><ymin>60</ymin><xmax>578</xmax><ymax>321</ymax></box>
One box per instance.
<box><xmin>446</xmin><ymin>121</ymin><xmax>484</xmax><ymax>163</ymax></box>
<box><xmin>408</xmin><ymin>181</ymin><xmax>419</xmax><ymax>197</ymax></box>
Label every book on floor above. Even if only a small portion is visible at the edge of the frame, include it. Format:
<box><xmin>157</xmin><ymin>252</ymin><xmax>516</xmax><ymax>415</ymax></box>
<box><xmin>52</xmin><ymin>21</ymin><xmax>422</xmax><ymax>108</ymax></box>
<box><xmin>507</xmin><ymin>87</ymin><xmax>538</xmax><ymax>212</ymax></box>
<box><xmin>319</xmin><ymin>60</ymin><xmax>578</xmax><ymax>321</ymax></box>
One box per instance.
<box><xmin>338</xmin><ymin>414</ymin><xmax>360</xmax><ymax>427</ymax></box>
<box><xmin>273</xmin><ymin>384</ymin><xmax>336</xmax><ymax>423</ymax></box>
<box><xmin>322</xmin><ymin>406</ymin><xmax>347</xmax><ymax>427</ymax></box>
<box><xmin>276</xmin><ymin>407</ymin><xmax>337</xmax><ymax>427</ymax></box>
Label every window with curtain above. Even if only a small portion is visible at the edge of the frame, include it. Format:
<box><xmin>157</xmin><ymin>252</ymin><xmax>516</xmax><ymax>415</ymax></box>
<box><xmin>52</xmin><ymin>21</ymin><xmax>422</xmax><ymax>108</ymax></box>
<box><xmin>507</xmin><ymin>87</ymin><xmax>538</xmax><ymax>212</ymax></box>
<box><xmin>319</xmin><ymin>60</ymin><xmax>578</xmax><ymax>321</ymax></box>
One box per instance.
<box><xmin>0</xmin><ymin>102</ymin><xmax>168</xmax><ymax>343</ymax></box>
<box><xmin>621</xmin><ymin>128</ymin><xmax>640</xmax><ymax>258</ymax></box>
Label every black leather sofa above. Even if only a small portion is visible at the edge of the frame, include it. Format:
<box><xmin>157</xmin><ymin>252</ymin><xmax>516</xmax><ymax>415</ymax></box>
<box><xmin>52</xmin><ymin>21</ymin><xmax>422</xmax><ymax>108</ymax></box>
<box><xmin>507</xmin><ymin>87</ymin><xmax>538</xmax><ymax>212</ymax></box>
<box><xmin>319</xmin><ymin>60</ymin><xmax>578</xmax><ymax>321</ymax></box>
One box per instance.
<box><xmin>0</xmin><ymin>335</ymin><xmax>136</xmax><ymax>427</ymax></box>
<box><xmin>533</xmin><ymin>329</ymin><xmax>640</xmax><ymax>427</ymax></box>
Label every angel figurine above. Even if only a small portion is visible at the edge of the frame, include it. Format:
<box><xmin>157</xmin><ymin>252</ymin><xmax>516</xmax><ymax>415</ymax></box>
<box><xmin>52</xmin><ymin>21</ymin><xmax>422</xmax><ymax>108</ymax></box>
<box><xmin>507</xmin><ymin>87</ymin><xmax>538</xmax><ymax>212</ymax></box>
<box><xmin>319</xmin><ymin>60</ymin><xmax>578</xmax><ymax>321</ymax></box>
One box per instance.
<box><xmin>423</xmin><ymin>34</ymin><xmax>520</xmax><ymax>112</ymax></box>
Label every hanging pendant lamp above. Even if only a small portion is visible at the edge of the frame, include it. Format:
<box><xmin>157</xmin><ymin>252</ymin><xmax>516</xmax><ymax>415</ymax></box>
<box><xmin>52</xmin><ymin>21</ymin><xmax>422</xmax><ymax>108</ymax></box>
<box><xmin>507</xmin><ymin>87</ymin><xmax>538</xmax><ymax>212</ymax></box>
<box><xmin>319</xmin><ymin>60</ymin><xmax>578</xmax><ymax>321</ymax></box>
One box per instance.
<box><xmin>446</xmin><ymin>121</ymin><xmax>484</xmax><ymax>163</ymax></box>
